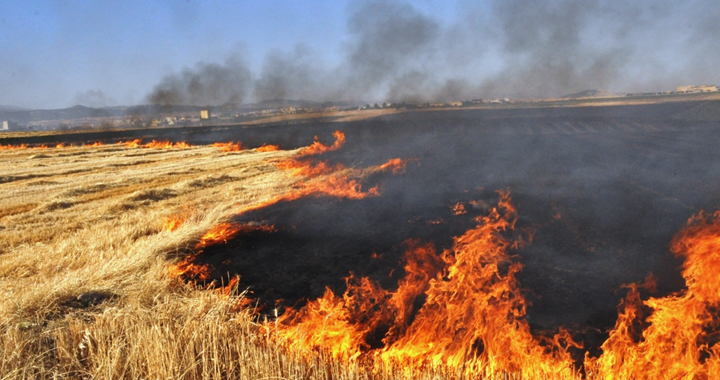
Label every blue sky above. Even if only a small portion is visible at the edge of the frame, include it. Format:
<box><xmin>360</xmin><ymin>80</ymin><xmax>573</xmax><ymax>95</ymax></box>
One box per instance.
<box><xmin>1</xmin><ymin>0</ymin><xmax>718</xmax><ymax>109</ymax></box>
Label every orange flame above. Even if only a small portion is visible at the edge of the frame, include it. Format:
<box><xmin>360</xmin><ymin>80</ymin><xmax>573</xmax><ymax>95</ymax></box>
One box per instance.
<box><xmin>212</xmin><ymin>142</ymin><xmax>243</xmax><ymax>152</ymax></box>
<box><xmin>273</xmin><ymin>192</ymin><xmax>580</xmax><ymax>377</ymax></box>
<box><xmin>586</xmin><ymin>210</ymin><xmax>720</xmax><ymax>379</ymax></box>
<box><xmin>0</xmin><ymin>143</ymin><xmax>28</xmax><ymax>150</ymax></box>
<box><xmin>162</xmin><ymin>215</ymin><xmax>186</xmax><ymax>232</ymax></box>
<box><xmin>275</xmin><ymin>240</ymin><xmax>443</xmax><ymax>360</ymax></box>
<box><xmin>142</xmin><ymin>140</ymin><xmax>192</xmax><ymax>149</ymax></box>
<box><xmin>118</xmin><ymin>139</ymin><xmax>142</xmax><ymax>148</ymax></box>
<box><xmin>298</xmin><ymin>131</ymin><xmax>346</xmax><ymax>156</ymax></box>
<box><xmin>274</xmin><ymin>160</ymin><xmax>345</xmax><ymax>177</ymax></box>
<box><xmin>168</xmin><ymin>223</ymin><xmax>275</xmax><ymax>282</ymax></box>
<box><xmin>256</xmin><ymin>144</ymin><xmax>280</xmax><ymax>152</ymax></box>
<box><xmin>452</xmin><ymin>202</ymin><xmax>467</xmax><ymax>215</ymax></box>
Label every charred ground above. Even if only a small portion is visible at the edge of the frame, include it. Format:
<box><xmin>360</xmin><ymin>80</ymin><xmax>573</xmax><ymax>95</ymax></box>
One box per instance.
<box><xmin>6</xmin><ymin>101</ymin><xmax>720</xmax><ymax>356</ymax></box>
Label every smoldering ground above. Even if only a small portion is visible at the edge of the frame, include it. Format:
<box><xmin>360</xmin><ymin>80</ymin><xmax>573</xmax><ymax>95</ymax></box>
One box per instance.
<box><xmin>173</xmin><ymin>103</ymin><xmax>720</xmax><ymax>358</ymax></box>
<box><xmin>146</xmin><ymin>0</ymin><xmax>720</xmax><ymax>107</ymax></box>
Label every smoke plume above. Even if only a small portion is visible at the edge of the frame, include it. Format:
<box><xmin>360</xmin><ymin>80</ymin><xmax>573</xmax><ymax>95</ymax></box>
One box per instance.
<box><xmin>148</xmin><ymin>55</ymin><xmax>252</xmax><ymax>107</ymax></box>
<box><xmin>145</xmin><ymin>0</ymin><xmax>720</xmax><ymax>106</ymax></box>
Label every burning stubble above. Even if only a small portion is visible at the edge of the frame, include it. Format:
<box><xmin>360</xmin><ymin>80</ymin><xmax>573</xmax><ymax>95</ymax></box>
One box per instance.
<box><xmin>4</xmin><ymin>101</ymin><xmax>720</xmax><ymax>378</ymax></box>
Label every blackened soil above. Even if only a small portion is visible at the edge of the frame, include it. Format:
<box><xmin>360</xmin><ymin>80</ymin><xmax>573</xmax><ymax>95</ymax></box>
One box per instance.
<box><xmin>12</xmin><ymin>102</ymin><xmax>720</xmax><ymax>354</ymax></box>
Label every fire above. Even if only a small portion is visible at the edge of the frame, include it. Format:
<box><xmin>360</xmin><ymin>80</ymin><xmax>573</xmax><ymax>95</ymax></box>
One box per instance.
<box><xmin>256</xmin><ymin>144</ymin><xmax>280</xmax><ymax>152</ymax></box>
<box><xmin>162</xmin><ymin>215</ymin><xmax>186</xmax><ymax>232</ymax></box>
<box><xmin>118</xmin><ymin>139</ymin><xmax>142</xmax><ymax>148</ymax></box>
<box><xmin>274</xmin><ymin>160</ymin><xmax>345</xmax><ymax>177</ymax></box>
<box><xmin>452</xmin><ymin>202</ymin><xmax>467</xmax><ymax>215</ymax></box>
<box><xmin>586</xmin><ymin>210</ymin><xmax>720</xmax><ymax>379</ymax></box>
<box><xmin>272</xmin><ymin>192</ymin><xmax>580</xmax><ymax>377</ymax></box>
<box><xmin>275</xmin><ymin>240</ymin><xmax>443</xmax><ymax>360</ymax></box>
<box><xmin>84</xmin><ymin>141</ymin><xmax>103</xmax><ymax>147</ymax></box>
<box><xmin>168</xmin><ymin>223</ymin><xmax>275</xmax><ymax>282</ymax></box>
<box><xmin>211</xmin><ymin>142</ymin><xmax>243</xmax><ymax>152</ymax></box>
<box><xmin>377</xmin><ymin>157</ymin><xmax>408</xmax><ymax>174</ymax></box>
<box><xmin>0</xmin><ymin>143</ymin><xmax>27</xmax><ymax>150</ymax></box>
<box><xmin>298</xmin><ymin>130</ymin><xmax>346</xmax><ymax>156</ymax></box>
<box><xmin>142</xmin><ymin>140</ymin><xmax>192</xmax><ymax>149</ymax></box>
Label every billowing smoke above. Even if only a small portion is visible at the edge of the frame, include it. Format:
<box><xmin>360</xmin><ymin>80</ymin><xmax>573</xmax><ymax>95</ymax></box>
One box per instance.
<box><xmin>148</xmin><ymin>55</ymin><xmax>252</xmax><ymax>107</ymax></box>
<box><xmin>146</xmin><ymin>0</ymin><xmax>720</xmax><ymax>106</ymax></box>
<box><xmin>253</xmin><ymin>46</ymin><xmax>329</xmax><ymax>103</ymax></box>
<box><xmin>336</xmin><ymin>0</ymin><xmax>440</xmax><ymax>101</ymax></box>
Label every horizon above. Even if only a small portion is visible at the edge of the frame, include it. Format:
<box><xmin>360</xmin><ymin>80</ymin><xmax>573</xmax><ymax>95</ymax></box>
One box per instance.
<box><xmin>2</xmin><ymin>0</ymin><xmax>719</xmax><ymax>109</ymax></box>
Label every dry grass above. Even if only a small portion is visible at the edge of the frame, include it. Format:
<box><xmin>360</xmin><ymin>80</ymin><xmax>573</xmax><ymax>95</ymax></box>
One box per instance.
<box><xmin>0</xmin><ymin>143</ymin><xmax>313</xmax><ymax>379</ymax></box>
<box><xmin>0</xmin><ymin>143</ymin><xmax>576</xmax><ymax>380</ymax></box>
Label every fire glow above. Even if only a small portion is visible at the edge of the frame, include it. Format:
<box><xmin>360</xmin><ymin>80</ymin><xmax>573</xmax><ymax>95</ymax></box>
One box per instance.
<box><xmin>162</xmin><ymin>130</ymin><xmax>720</xmax><ymax>378</ymax></box>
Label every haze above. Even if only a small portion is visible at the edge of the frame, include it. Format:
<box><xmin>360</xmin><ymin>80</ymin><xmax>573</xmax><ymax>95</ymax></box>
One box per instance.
<box><xmin>1</xmin><ymin>0</ymin><xmax>718</xmax><ymax>109</ymax></box>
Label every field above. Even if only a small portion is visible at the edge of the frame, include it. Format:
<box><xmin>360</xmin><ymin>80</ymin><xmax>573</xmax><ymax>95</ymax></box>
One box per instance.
<box><xmin>3</xmin><ymin>99</ymin><xmax>720</xmax><ymax>379</ymax></box>
<box><xmin>0</xmin><ymin>142</ymin><xmax>312</xmax><ymax>378</ymax></box>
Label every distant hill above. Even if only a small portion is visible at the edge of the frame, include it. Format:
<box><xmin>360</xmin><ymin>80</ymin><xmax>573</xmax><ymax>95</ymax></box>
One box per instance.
<box><xmin>561</xmin><ymin>89</ymin><xmax>619</xmax><ymax>99</ymax></box>
<box><xmin>0</xmin><ymin>105</ymin><xmax>29</xmax><ymax>112</ymax></box>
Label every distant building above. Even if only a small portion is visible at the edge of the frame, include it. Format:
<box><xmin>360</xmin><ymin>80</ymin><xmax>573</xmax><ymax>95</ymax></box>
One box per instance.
<box><xmin>1</xmin><ymin>121</ymin><xmax>18</xmax><ymax>131</ymax></box>
<box><xmin>677</xmin><ymin>85</ymin><xmax>718</xmax><ymax>93</ymax></box>
<box><xmin>200</xmin><ymin>109</ymin><xmax>211</xmax><ymax>119</ymax></box>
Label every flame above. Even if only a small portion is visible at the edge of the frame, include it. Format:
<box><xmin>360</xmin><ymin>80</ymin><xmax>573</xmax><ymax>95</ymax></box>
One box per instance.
<box><xmin>452</xmin><ymin>202</ymin><xmax>467</xmax><ymax>215</ymax></box>
<box><xmin>162</xmin><ymin>215</ymin><xmax>187</xmax><ymax>232</ymax></box>
<box><xmin>256</xmin><ymin>144</ymin><xmax>280</xmax><ymax>152</ymax></box>
<box><xmin>586</xmin><ymin>210</ymin><xmax>720</xmax><ymax>379</ymax></box>
<box><xmin>212</xmin><ymin>142</ymin><xmax>243</xmax><ymax>152</ymax></box>
<box><xmin>168</xmin><ymin>223</ymin><xmax>275</xmax><ymax>282</ymax></box>
<box><xmin>0</xmin><ymin>143</ymin><xmax>27</xmax><ymax>150</ymax></box>
<box><xmin>274</xmin><ymin>160</ymin><xmax>345</xmax><ymax>177</ymax></box>
<box><xmin>275</xmin><ymin>240</ymin><xmax>443</xmax><ymax>360</ymax></box>
<box><xmin>142</xmin><ymin>140</ymin><xmax>192</xmax><ymax>149</ymax></box>
<box><xmin>298</xmin><ymin>131</ymin><xmax>346</xmax><ymax>156</ymax></box>
<box><xmin>84</xmin><ymin>141</ymin><xmax>104</xmax><ymax>147</ymax></box>
<box><xmin>272</xmin><ymin>192</ymin><xmax>579</xmax><ymax>377</ymax></box>
<box><xmin>118</xmin><ymin>139</ymin><xmax>142</xmax><ymax>148</ymax></box>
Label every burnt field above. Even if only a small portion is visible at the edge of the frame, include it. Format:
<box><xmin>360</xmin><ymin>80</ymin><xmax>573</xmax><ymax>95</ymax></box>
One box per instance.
<box><xmin>9</xmin><ymin>102</ymin><xmax>720</xmax><ymax>330</ymax></box>
<box><xmin>4</xmin><ymin>100</ymin><xmax>720</xmax><ymax>376</ymax></box>
<box><xmin>180</xmin><ymin>103</ymin><xmax>720</xmax><ymax>353</ymax></box>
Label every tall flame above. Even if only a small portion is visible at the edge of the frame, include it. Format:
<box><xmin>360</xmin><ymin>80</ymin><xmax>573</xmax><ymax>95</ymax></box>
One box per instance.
<box><xmin>273</xmin><ymin>192</ymin><xmax>580</xmax><ymax>377</ymax></box>
<box><xmin>586</xmin><ymin>210</ymin><xmax>720</xmax><ymax>379</ymax></box>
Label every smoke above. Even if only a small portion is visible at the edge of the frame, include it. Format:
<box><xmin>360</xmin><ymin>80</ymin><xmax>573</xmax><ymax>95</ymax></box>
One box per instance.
<box><xmin>254</xmin><ymin>45</ymin><xmax>329</xmax><ymax>102</ymax></box>
<box><xmin>148</xmin><ymin>54</ymin><xmax>252</xmax><ymax>107</ymax></box>
<box><xmin>145</xmin><ymin>0</ymin><xmax>720</xmax><ymax>106</ymax></box>
<box><xmin>72</xmin><ymin>89</ymin><xmax>116</xmax><ymax>108</ymax></box>
<box><xmin>336</xmin><ymin>0</ymin><xmax>440</xmax><ymax>101</ymax></box>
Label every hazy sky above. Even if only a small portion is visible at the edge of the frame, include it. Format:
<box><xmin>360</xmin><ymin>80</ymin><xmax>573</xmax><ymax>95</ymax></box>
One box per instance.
<box><xmin>1</xmin><ymin>0</ymin><xmax>718</xmax><ymax>109</ymax></box>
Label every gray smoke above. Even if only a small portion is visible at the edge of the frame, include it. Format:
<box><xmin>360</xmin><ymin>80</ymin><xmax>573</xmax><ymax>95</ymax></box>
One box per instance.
<box><xmin>72</xmin><ymin>89</ymin><xmax>116</xmax><ymax>108</ymax></box>
<box><xmin>254</xmin><ymin>45</ymin><xmax>329</xmax><ymax>102</ymax></box>
<box><xmin>146</xmin><ymin>0</ymin><xmax>720</xmax><ymax>106</ymax></box>
<box><xmin>336</xmin><ymin>0</ymin><xmax>440</xmax><ymax>101</ymax></box>
<box><xmin>148</xmin><ymin>54</ymin><xmax>252</xmax><ymax>106</ymax></box>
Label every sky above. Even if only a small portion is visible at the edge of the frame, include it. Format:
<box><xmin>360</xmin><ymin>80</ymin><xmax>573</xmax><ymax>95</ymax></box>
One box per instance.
<box><xmin>1</xmin><ymin>0</ymin><xmax>719</xmax><ymax>109</ymax></box>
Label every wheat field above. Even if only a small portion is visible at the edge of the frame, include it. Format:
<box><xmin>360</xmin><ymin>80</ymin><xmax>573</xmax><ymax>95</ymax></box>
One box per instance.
<box><xmin>0</xmin><ymin>142</ymin><xmax>579</xmax><ymax>380</ymax></box>
<box><xmin>0</xmin><ymin>143</ymin><xmax>320</xmax><ymax>379</ymax></box>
